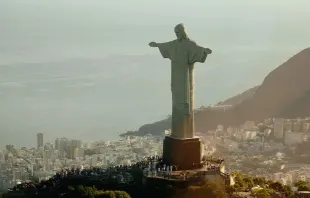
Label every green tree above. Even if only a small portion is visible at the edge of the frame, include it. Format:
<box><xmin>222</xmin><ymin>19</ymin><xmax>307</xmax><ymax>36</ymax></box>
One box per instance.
<box><xmin>66</xmin><ymin>185</ymin><xmax>131</xmax><ymax>198</ymax></box>
<box><xmin>225</xmin><ymin>185</ymin><xmax>236</xmax><ymax>197</ymax></box>
<box><xmin>268</xmin><ymin>181</ymin><xmax>296</xmax><ymax>198</ymax></box>
<box><xmin>201</xmin><ymin>180</ymin><xmax>228</xmax><ymax>198</ymax></box>
<box><xmin>67</xmin><ymin>185</ymin><xmax>97</xmax><ymax>198</ymax></box>
<box><xmin>174</xmin><ymin>179</ymin><xmax>228</xmax><ymax>198</ymax></box>
<box><xmin>253</xmin><ymin>177</ymin><xmax>267</xmax><ymax>186</ymax></box>
<box><xmin>231</xmin><ymin>171</ymin><xmax>246</xmax><ymax>190</ymax></box>
<box><xmin>97</xmin><ymin>191</ymin><xmax>131</xmax><ymax>198</ymax></box>
<box><xmin>283</xmin><ymin>185</ymin><xmax>294</xmax><ymax>198</ymax></box>
<box><xmin>243</xmin><ymin>175</ymin><xmax>254</xmax><ymax>189</ymax></box>
<box><xmin>231</xmin><ymin>171</ymin><xmax>254</xmax><ymax>190</ymax></box>
<box><xmin>96</xmin><ymin>191</ymin><xmax>116</xmax><ymax>198</ymax></box>
<box><xmin>269</xmin><ymin>181</ymin><xmax>284</xmax><ymax>192</ymax></box>
<box><xmin>251</xmin><ymin>188</ymin><xmax>272</xmax><ymax>198</ymax></box>
<box><xmin>113</xmin><ymin>191</ymin><xmax>131</xmax><ymax>198</ymax></box>
<box><xmin>294</xmin><ymin>180</ymin><xmax>310</xmax><ymax>191</ymax></box>
<box><xmin>0</xmin><ymin>189</ymin><xmax>4</xmax><ymax>198</ymax></box>
<box><xmin>297</xmin><ymin>185</ymin><xmax>310</xmax><ymax>191</ymax></box>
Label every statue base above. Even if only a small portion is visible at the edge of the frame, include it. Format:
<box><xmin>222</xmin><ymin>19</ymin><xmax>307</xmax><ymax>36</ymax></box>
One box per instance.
<box><xmin>163</xmin><ymin>136</ymin><xmax>202</xmax><ymax>170</ymax></box>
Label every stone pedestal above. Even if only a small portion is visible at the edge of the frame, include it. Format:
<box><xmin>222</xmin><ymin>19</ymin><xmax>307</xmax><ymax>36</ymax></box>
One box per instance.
<box><xmin>163</xmin><ymin>136</ymin><xmax>202</xmax><ymax>170</ymax></box>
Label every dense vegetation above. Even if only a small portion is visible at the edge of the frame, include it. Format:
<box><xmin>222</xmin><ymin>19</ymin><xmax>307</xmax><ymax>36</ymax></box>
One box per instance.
<box><xmin>225</xmin><ymin>171</ymin><xmax>305</xmax><ymax>198</ymax></box>
<box><xmin>3</xmin><ymin>170</ymin><xmax>310</xmax><ymax>198</ymax></box>
<box><xmin>174</xmin><ymin>180</ymin><xmax>228</xmax><ymax>198</ymax></box>
<box><xmin>66</xmin><ymin>185</ymin><xmax>131</xmax><ymax>198</ymax></box>
<box><xmin>61</xmin><ymin>172</ymin><xmax>308</xmax><ymax>198</ymax></box>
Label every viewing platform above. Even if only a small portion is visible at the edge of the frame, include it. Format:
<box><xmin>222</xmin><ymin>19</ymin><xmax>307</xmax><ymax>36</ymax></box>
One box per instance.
<box><xmin>142</xmin><ymin>157</ymin><xmax>234</xmax><ymax>187</ymax></box>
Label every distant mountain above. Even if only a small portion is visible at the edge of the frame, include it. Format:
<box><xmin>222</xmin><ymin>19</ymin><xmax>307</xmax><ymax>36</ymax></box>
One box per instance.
<box><xmin>218</xmin><ymin>86</ymin><xmax>259</xmax><ymax>106</ymax></box>
<box><xmin>229</xmin><ymin>47</ymin><xmax>310</xmax><ymax>122</ymax></box>
<box><xmin>126</xmin><ymin>48</ymin><xmax>310</xmax><ymax>136</ymax></box>
<box><xmin>121</xmin><ymin>85</ymin><xmax>258</xmax><ymax>137</ymax></box>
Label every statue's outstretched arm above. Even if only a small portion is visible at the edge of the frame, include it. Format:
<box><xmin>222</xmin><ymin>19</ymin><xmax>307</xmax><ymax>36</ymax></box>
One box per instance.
<box><xmin>149</xmin><ymin>41</ymin><xmax>173</xmax><ymax>48</ymax></box>
<box><xmin>204</xmin><ymin>48</ymin><xmax>212</xmax><ymax>55</ymax></box>
<box><xmin>149</xmin><ymin>41</ymin><xmax>173</xmax><ymax>59</ymax></box>
<box><xmin>149</xmin><ymin>42</ymin><xmax>158</xmax><ymax>47</ymax></box>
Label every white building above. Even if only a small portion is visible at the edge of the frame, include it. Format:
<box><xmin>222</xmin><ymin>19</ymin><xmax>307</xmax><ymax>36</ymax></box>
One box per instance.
<box><xmin>226</xmin><ymin>127</ymin><xmax>234</xmax><ymax>136</ymax></box>
<box><xmin>284</xmin><ymin>131</ymin><xmax>307</xmax><ymax>145</ymax></box>
<box><xmin>243</xmin><ymin>121</ymin><xmax>255</xmax><ymax>130</ymax></box>
<box><xmin>216</xmin><ymin>125</ymin><xmax>224</xmax><ymax>132</ymax></box>
<box><xmin>89</xmin><ymin>157</ymin><xmax>98</xmax><ymax>167</ymax></box>
<box><xmin>274</xmin><ymin>118</ymin><xmax>285</xmax><ymax>139</ymax></box>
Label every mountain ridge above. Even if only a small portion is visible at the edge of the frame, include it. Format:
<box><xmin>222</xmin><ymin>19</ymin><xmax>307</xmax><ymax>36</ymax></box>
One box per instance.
<box><xmin>123</xmin><ymin>47</ymin><xmax>310</xmax><ymax>136</ymax></box>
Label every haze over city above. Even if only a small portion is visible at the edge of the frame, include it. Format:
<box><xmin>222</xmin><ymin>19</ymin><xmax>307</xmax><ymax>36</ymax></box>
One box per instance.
<box><xmin>1</xmin><ymin>0</ymin><xmax>310</xmax><ymax>147</ymax></box>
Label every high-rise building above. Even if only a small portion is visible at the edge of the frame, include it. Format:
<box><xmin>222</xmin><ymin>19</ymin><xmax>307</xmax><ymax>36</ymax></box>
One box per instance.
<box><xmin>67</xmin><ymin>146</ymin><xmax>77</xmax><ymax>159</ymax></box>
<box><xmin>226</xmin><ymin>127</ymin><xmax>234</xmax><ymax>137</ymax></box>
<box><xmin>243</xmin><ymin>121</ymin><xmax>255</xmax><ymax>130</ymax></box>
<box><xmin>37</xmin><ymin>133</ymin><xmax>44</xmax><ymax>149</ymax></box>
<box><xmin>70</xmin><ymin>139</ymin><xmax>82</xmax><ymax>148</ymax></box>
<box><xmin>44</xmin><ymin>142</ymin><xmax>53</xmax><ymax>151</ymax></box>
<box><xmin>274</xmin><ymin>118</ymin><xmax>285</xmax><ymax>139</ymax></box>
<box><xmin>44</xmin><ymin>150</ymin><xmax>53</xmax><ymax>160</ymax></box>
<box><xmin>66</xmin><ymin>139</ymin><xmax>83</xmax><ymax>159</ymax></box>
<box><xmin>284</xmin><ymin>122</ymin><xmax>292</xmax><ymax>132</ymax></box>
<box><xmin>75</xmin><ymin>148</ymin><xmax>84</xmax><ymax>159</ymax></box>
<box><xmin>89</xmin><ymin>157</ymin><xmax>98</xmax><ymax>167</ymax></box>
<box><xmin>293</xmin><ymin>122</ymin><xmax>302</xmax><ymax>132</ymax></box>
<box><xmin>0</xmin><ymin>151</ymin><xmax>5</xmax><ymax>163</ymax></box>
<box><xmin>5</xmin><ymin>144</ymin><xmax>14</xmax><ymax>152</ymax></box>
<box><xmin>55</xmin><ymin>138</ymin><xmax>60</xmax><ymax>150</ymax></box>
<box><xmin>302</xmin><ymin>122</ymin><xmax>310</xmax><ymax>133</ymax></box>
<box><xmin>59</xmin><ymin>138</ymin><xmax>69</xmax><ymax>151</ymax></box>
<box><xmin>59</xmin><ymin>150</ymin><xmax>66</xmax><ymax>159</ymax></box>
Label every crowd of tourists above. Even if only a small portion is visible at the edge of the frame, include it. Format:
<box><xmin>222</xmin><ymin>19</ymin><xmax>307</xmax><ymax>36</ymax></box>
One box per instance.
<box><xmin>7</xmin><ymin>155</ymin><xmax>225</xmax><ymax>193</ymax></box>
<box><xmin>7</xmin><ymin>167</ymin><xmax>111</xmax><ymax>193</ymax></box>
<box><xmin>8</xmin><ymin>173</ymin><xmax>61</xmax><ymax>193</ymax></box>
<box><xmin>7</xmin><ymin>156</ymin><xmax>162</xmax><ymax>192</ymax></box>
<box><xmin>141</xmin><ymin>155</ymin><xmax>225</xmax><ymax>180</ymax></box>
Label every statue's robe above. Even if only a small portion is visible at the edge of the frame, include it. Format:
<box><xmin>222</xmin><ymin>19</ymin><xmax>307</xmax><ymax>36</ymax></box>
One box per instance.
<box><xmin>158</xmin><ymin>39</ymin><xmax>208</xmax><ymax>139</ymax></box>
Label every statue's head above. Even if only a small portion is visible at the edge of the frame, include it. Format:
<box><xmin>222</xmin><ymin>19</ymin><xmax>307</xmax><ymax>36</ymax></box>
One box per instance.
<box><xmin>174</xmin><ymin>23</ymin><xmax>189</xmax><ymax>41</ymax></box>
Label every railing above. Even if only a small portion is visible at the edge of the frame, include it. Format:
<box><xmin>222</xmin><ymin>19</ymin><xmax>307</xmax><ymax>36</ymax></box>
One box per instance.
<box><xmin>202</xmin><ymin>157</ymin><xmax>224</xmax><ymax>164</ymax></box>
<box><xmin>143</xmin><ymin>168</ymin><xmax>225</xmax><ymax>181</ymax></box>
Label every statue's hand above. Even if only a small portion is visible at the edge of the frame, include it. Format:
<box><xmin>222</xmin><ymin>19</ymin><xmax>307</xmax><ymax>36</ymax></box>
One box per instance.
<box><xmin>204</xmin><ymin>48</ymin><xmax>212</xmax><ymax>55</ymax></box>
<box><xmin>149</xmin><ymin>42</ymin><xmax>158</xmax><ymax>47</ymax></box>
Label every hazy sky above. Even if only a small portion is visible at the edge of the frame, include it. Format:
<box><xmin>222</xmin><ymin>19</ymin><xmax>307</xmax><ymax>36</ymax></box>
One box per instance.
<box><xmin>1</xmin><ymin>0</ymin><xmax>310</xmax><ymax>64</ymax></box>
<box><xmin>1</xmin><ymin>0</ymin><xmax>310</xmax><ymax>147</ymax></box>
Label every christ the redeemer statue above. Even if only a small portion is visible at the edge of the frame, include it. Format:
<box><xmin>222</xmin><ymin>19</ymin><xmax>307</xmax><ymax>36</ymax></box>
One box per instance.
<box><xmin>149</xmin><ymin>23</ymin><xmax>212</xmax><ymax>139</ymax></box>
